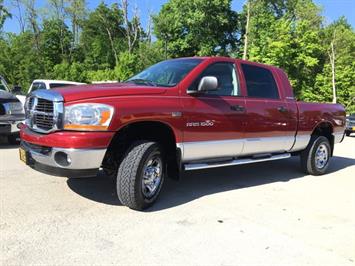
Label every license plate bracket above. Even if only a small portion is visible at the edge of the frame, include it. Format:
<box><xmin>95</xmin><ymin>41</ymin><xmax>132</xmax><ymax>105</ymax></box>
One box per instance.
<box><xmin>19</xmin><ymin>147</ymin><xmax>28</xmax><ymax>164</ymax></box>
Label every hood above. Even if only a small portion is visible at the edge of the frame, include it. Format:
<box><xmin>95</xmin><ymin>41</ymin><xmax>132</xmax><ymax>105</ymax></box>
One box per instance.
<box><xmin>0</xmin><ymin>90</ymin><xmax>19</xmax><ymax>102</ymax></box>
<box><xmin>54</xmin><ymin>83</ymin><xmax>168</xmax><ymax>102</ymax></box>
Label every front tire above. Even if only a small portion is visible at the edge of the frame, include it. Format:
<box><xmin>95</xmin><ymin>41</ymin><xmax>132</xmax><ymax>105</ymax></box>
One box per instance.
<box><xmin>116</xmin><ymin>141</ymin><xmax>165</xmax><ymax>210</ymax></box>
<box><xmin>346</xmin><ymin>132</ymin><xmax>350</xmax><ymax>136</ymax></box>
<box><xmin>300</xmin><ymin>136</ymin><xmax>331</xmax><ymax>175</ymax></box>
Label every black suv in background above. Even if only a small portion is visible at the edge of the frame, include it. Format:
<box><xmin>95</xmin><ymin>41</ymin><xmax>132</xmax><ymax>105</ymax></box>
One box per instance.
<box><xmin>0</xmin><ymin>76</ymin><xmax>25</xmax><ymax>144</ymax></box>
<box><xmin>345</xmin><ymin>114</ymin><xmax>355</xmax><ymax>136</ymax></box>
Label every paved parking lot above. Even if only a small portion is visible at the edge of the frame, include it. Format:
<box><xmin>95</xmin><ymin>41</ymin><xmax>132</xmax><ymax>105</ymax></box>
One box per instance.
<box><xmin>1</xmin><ymin>136</ymin><xmax>354</xmax><ymax>266</ymax></box>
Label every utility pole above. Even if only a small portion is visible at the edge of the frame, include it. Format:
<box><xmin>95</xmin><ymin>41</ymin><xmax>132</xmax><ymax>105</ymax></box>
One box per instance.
<box><xmin>329</xmin><ymin>31</ymin><xmax>337</xmax><ymax>103</ymax></box>
<box><xmin>243</xmin><ymin>0</ymin><xmax>251</xmax><ymax>60</ymax></box>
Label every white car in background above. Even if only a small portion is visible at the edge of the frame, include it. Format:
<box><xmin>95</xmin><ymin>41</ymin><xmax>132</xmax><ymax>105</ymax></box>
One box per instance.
<box><xmin>16</xmin><ymin>80</ymin><xmax>86</xmax><ymax>106</ymax></box>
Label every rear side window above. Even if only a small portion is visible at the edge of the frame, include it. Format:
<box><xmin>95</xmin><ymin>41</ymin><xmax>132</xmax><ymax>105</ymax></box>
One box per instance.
<box><xmin>241</xmin><ymin>64</ymin><xmax>279</xmax><ymax>99</ymax></box>
<box><xmin>49</xmin><ymin>83</ymin><xmax>73</xmax><ymax>89</ymax></box>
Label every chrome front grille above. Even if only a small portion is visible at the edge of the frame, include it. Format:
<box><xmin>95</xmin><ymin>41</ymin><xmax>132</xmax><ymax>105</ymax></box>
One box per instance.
<box><xmin>25</xmin><ymin>90</ymin><xmax>64</xmax><ymax>133</ymax></box>
<box><xmin>33</xmin><ymin>98</ymin><xmax>55</xmax><ymax>131</ymax></box>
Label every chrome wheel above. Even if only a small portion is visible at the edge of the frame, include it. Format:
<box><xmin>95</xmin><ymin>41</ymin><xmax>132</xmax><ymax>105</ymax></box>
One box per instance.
<box><xmin>142</xmin><ymin>156</ymin><xmax>162</xmax><ymax>198</ymax></box>
<box><xmin>315</xmin><ymin>143</ymin><xmax>328</xmax><ymax>169</ymax></box>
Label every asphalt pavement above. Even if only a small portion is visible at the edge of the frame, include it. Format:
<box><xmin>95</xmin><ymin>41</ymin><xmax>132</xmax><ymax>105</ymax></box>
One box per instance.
<box><xmin>1</xmin><ymin>136</ymin><xmax>354</xmax><ymax>266</ymax></box>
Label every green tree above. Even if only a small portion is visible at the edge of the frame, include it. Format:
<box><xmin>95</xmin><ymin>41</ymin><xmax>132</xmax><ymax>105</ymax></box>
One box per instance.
<box><xmin>0</xmin><ymin>0</ymin><xmax>11</xmax><ymax>33</ymax></box>
<box><xmin>41</xmin><ymin>19</ymin><xmax>73</xmax><ymax>71</ymax></box>
<box><xmin>0</xmin><ymin>32</ymin><xmax>45</xmax><ymax>90</ymax></box>
<box><xmin>314</xmin><ymin>17</ymin><xmax>355</xmax><ymax>112</ymax></box>
<box><xmin>153</xmin><ymin>0</ymin><xmax>238</xmax><ymax>58</ymax></box>
<box><xmin>66</xmin><ymin>0</ymin><xmax>87</xmax><ymax>45</ymax></box>
<box><xmin>80</xmin><ymin>2</ymin><xmax>125</xmax><ymax>69</ymax></box>
<box><xmin>241</xmin><ymin>0</ymin><xmax>324</xmax><ymax>98</ymax></box>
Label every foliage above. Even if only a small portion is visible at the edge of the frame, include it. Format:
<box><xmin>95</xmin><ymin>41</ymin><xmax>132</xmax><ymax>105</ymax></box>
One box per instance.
<box><xmin>0</xmin><ymin>0</ymin><xmax>354</xmax><ymax>112</ymax></box>
<box><xmin>153</xmin><ymin>0</ymin><xmax>238</xmax><ymax>57</ymax></box>
<box><xmin>0</xmin><ymin>0</ymin><xmax>11</xmax><ymax>33</ymax></box>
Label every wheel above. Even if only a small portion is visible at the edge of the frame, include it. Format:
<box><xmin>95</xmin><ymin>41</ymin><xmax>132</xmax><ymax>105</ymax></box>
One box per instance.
<box><xmin>346</xmin><ymin>132</ymin><xmax>350</xmax><ymax>136</ymax></box>
<box><xmin>300</xmin><ymin>136</ymin><xmax>331</xmax><ymax>175</ymax></box>
<box><xmin>7</xmin><ymin>134</ymin><xmax>20</xmax><ymax>145</ymax></box>
<box><xmin>116</xmin><ymin>141</ymin><xmax>165</xmax><ymax>210</ymax></box>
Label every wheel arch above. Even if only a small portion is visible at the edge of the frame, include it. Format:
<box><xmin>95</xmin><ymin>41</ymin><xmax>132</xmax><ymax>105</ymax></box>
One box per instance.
<box><xmin>103</xmin><ymin>120</ymin><xmax>181</xmax><ymax>179</ymax></box>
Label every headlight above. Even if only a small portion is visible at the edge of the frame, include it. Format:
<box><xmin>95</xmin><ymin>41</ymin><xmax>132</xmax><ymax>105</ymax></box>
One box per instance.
<box><xmin>10</xmin><ymin>102</ymin><xmax>23</xmax><ymax>111</ymax></box>
<box><xmin>64</xmin><ymin>103</ymin><xmax>114</xmax><ymax>131</ymax></box>
<box><xmin>5</xmin><ymin>102</ymin><xmax>23</xmax><ymax>114</ymax></box>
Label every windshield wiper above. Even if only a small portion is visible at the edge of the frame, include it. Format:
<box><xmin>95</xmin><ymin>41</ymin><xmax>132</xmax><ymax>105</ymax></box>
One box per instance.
<box><xmin>125</xmin><ymin>78</ymin><xmax>158</xmax><ymax>87</ymax></box>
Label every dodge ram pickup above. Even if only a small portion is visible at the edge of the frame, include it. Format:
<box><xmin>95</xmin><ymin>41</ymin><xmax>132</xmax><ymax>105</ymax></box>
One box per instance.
<box><xmin>19</xmin><ymin>57</ymin><xmax>346</xmax><ymax>210</ymax></box>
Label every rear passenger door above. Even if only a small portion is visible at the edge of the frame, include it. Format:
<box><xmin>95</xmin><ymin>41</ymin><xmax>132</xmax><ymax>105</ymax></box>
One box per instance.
<box><xmin>239</xmin><ymin>63</ymin><xmax>296</xmax><ymax>155</ymax></box>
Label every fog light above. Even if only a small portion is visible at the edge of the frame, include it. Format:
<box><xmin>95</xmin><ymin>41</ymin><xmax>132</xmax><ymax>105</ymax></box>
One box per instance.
<box><xmin>54</xmin><ymin>152</ymin><xmax>71</xmax><ymax>167</ymax></box>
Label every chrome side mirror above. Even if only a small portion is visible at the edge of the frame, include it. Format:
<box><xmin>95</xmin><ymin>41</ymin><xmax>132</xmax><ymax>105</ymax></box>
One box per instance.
<box><xmin>197</xmin><ymin>76</ymin><xmax>218</xmax><ymax>92</ymax></box>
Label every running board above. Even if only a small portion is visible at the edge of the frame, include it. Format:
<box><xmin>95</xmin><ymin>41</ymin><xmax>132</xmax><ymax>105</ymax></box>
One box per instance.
<box><xmin>184</xmin><ymin>153</ymin><xmax>291</xmax><ymax>171</ymax></box>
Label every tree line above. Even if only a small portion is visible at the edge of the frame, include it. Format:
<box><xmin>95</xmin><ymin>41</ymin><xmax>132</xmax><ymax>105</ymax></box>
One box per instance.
<box><xmin>0</xmin><ymin>0</ymin><xmax>354</xmax><ymax>112</ymax></box>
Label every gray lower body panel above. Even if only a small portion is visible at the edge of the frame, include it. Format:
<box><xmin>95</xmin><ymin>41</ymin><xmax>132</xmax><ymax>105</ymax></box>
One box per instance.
<box><xmin>178</xmin><ymin>136</ymin><xmax>299</xmax><ymax>163</ymax></box>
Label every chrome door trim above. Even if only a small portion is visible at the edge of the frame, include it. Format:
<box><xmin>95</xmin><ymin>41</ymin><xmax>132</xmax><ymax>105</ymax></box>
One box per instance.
<box><xmin>242</xmin><ymin>136</ymin><xmax>294</xmax><ymax>156</ymax></box>
<box><xmin>177</xmin><ymin>136</ymin><xmax>297</xmax><ymax>162</ymax></box>
<box><xmin>178</xmin><ymin>139</ymin><xmax>244</xmax><ymax>162</ymax></box>
<box><xmin>289</xmin><ymin>134</ymin><xmax>311</xmax><ymax>152</ymax></box>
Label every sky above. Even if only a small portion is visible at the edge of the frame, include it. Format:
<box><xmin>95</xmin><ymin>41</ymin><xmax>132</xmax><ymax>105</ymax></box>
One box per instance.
<box><xmin>3</xmin><ymin>0</ymin><xmax>355</xmax><ymax>34</ymax></box>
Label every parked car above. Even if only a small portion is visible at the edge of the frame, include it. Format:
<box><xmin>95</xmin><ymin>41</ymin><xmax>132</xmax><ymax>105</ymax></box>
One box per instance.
<box><xmin>0</xmin><ymin>76</ymin><xmax>25</xmax><ymax>144</ymax></box>
<box><xmin>345</xmin><ymin>114</ymin><xmax>355</xmax><ymax>136</ymax></box>
<box><xmin>16</xmin><ymin>80</ymin><xmax>86</xmax><ymax>106</ymax></box>
<box><xmin>19</xmin><ymin>57</ymin><xmax>346</xmax><ymax>210</ymax></box>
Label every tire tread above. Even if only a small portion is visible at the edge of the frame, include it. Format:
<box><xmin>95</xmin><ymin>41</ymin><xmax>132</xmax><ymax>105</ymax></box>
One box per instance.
<box><xmin>116</xmin><ymin>141</ymin><xmax>158</xmax><ymax>210</ymax></box>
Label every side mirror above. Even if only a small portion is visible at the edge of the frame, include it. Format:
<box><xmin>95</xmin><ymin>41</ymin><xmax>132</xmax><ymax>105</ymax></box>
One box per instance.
<box><xmin>12</xmin><ymin>85</ymin><xmax>23</xmax><ymax>95</ymax></box>
<box><xmin>198</xmin><ymin>76</ymin><xmax>218</xmax><ymax>92</ymax></box>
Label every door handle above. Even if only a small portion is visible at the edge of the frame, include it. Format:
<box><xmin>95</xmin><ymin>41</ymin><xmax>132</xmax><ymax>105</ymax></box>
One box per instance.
<box><xmin>278</xmin><ymin>106</ymin><xmax>288</xmax><ymax>113</ymax></box>
<box><xmin>230</xmin><ymin>105</ymin><xmax>245</xmax><ymax>112</ymax></box>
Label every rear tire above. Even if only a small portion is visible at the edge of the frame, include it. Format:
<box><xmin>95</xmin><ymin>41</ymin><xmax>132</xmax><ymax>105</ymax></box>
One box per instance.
<box><xmin>300</xmin><ymin>136</ymin><xmax>331</xmax><ymax>175</ymax></box>
<box><xmin>346</xmin><ymin>132</ymin><xmax>350</xmax><ymax>136</ymax></box>
<box><xmin>116</xmin><ymin>141</ymin><xmax>165</xmax><ymax>210</ymax></box>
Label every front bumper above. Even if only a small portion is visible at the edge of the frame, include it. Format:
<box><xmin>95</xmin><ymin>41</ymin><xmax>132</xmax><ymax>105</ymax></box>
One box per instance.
<box><xmin>21</xmin><ymin>141</ymin><xmax>107</xmax><ymax>177</ymax></box>
<box><xmin>0</xmin><ymin>120</ymin><xmax>24</xmax><ymax>135</ymax></box>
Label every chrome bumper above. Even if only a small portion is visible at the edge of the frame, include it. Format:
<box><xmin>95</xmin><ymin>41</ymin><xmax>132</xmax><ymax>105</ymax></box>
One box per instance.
<box><xmin>21</xmin><ymin>141</ymin><xmax>106</xmax><ymax>170</ymax></box>
<box><xmin>0</xmin><ymin>120</ymin><xmax>24</xmax><ymax>134</ymax></box>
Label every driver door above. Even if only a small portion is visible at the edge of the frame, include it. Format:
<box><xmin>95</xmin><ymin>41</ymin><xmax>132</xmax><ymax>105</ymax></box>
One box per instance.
<box><xmin>180</xmin><ymin>61</ymin><xmax>246</xmax><ymax>162</ymax></box>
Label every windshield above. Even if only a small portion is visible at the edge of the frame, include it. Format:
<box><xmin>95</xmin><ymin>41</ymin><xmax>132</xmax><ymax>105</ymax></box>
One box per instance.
<box><xmin>0</xmin><ymin>77</ymin><xmax>9</xmax><ymax>92</ymax></box>
<box><xmin>30</xmin><ymin>82</ymin><xmax>46</xmax><ymax>92</ymax></box>
<box><xmin>126</xmin><ymin>58</ymin><xmax>203</xmax><ymax>87</ymax></box>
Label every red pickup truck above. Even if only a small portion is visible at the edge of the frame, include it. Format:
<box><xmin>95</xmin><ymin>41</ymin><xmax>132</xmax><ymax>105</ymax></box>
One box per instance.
<box><xmin>20</xmin><ymin>57</ymin><xmax>346</xmax><ymax>210</ymax></box>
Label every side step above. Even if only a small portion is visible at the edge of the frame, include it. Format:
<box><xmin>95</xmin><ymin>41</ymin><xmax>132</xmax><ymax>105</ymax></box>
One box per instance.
<box><xmin>184</xmin><ymin>153</ymin><xmax>291</xmax><ymax>171</ymax></box>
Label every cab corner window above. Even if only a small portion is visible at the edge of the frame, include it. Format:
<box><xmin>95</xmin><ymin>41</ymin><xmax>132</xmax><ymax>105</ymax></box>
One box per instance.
<box><xmin>241</xmin><ymin>64</ymin><xmax>279</xmax><ymax>99</ymax></box>
<box><xmin>189</xmin><ymin>62</ymin><xmax>240</xmax><ymax>97</ymax></box>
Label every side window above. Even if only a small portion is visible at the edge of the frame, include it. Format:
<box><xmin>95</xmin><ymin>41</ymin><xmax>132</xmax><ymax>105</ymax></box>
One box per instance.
<box><xmin>241</xmin><ymin>64</ymin><xmax>279</xmax><ymax>99</ymax></box>
<box><xmin>189</xmin><ymin>63</ymin><xmax>240</xmax><ymax>96</ymax></box>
